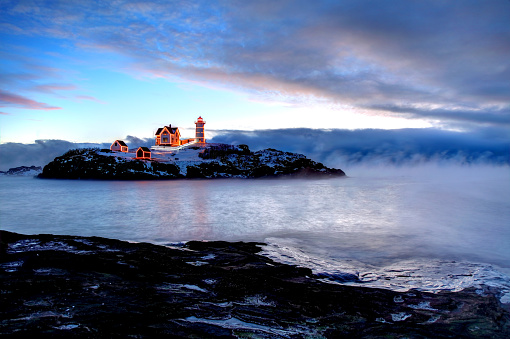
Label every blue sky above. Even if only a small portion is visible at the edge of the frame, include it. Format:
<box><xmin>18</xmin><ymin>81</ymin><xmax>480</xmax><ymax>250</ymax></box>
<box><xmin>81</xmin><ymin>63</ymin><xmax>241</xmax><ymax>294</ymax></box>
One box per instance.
<box><xmin>1</xmin><ymin>0</ymin><xmax>509</xmax><ymax>166</ymax></box>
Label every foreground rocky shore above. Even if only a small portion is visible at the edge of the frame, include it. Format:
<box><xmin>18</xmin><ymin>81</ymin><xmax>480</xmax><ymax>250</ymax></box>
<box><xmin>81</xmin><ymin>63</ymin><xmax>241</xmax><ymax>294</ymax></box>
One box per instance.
<box><xmin>0</xmin><ymin>231</ymin><xmax>508</xmax><ymax>338</ymax></box>
<box><xmin>37</xmin><ymin>144</ymin><xmax>345</xmax><ymax>180</ymax></box>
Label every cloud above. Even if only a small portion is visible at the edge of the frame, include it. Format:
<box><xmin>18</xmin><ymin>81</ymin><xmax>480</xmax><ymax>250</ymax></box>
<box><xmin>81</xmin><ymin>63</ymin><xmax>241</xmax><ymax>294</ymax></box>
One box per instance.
<box><xmin>209</xmin><ymin>127</ymin><xmax>510</xmax><ymax>168</ymax></box>
<box><xmin>0</xmin><ymin>136</ymin><xmax>153</xmax><ymax>171</ymax></box>
<box><xmin>0</xmin><ymin>139</ymin><xmax>92</xmax><ymax>171</ymax></box>
<box><xmin>1</xmin><ymin>127</ymin><xmax>507</xmax><ymax>171</ymax></box>
<box><xmin>1</xmin><ymin>0</ymin><xmax>509</xmax><ymax>130</ymax></box>
<box><xmin>124</xmin><ymin>135</ymin><xmax>154</xmax><ymax>148</ymax></box>
<box><xmin>30</xmin><ymin>83</ymin><xmax>77</xmax><ymax>95</ymax></box>
<box><xmin>0</xmin><ymin>89</ymin><xmax>62</xmax><ymax>110</ymax></box>
<box><xmin>0</xmin><ymin>51</ymin><xmax>80</xmax><ymax>111</ymax></box>
<box><xmin>75</xmin><ymin>95</ymin><xmax>106</xmax><ymax>104</ymax></box>
<box><xmin>365</xmin><ymin>104</ymin><xmax>510</xmax><ymax>127</ymax></box>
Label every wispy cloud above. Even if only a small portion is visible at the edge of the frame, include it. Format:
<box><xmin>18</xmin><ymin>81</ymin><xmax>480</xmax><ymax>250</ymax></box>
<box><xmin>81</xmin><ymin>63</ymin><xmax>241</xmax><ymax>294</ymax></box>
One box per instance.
<box><xmin>0</xmin><ymin>89</ymin><xmax>61</xmax><ymax>110</ymax></box>
<box><xmin>75</xmin><ymin>95</ymin><xmax>106</xmax><ymax>104</ymax></box>
<box><xmin>30</xmin><ymin>83</ymin><xmax>77</xmax><ymax>95</ymax></box>
<box><xmin>365</xmin><ymin>104</ymin><xmax>510</xmax><ymax>128</ymax></box>
<box><xmin>0</xmin><ymin>51</ymin><xmax>79</xmax><ymax>110</ymax></box>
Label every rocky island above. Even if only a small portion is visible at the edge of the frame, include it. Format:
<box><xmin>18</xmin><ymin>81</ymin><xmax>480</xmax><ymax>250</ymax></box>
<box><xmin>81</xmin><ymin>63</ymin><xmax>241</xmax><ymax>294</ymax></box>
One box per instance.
<box><xmin>1</xmin><ymin>230</ymin><xmax>508</xmax><ymax>338</ymax></box>
<box><xmin>37</xmin><ymin>143</ymin><xmax>345</xmax><ymax>180</ymax></box>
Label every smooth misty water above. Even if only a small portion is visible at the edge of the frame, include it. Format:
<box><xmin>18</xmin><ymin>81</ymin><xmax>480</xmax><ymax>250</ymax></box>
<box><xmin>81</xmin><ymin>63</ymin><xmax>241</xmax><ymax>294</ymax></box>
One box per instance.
<box><xmin>1</xmin><ymin>166</ymin><xmax>509</xmax><ymax>299</ymax></box>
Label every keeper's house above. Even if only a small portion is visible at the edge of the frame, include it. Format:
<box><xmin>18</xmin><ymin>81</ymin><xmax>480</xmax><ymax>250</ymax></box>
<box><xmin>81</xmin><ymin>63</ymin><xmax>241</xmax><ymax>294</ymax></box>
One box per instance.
<box><xmin>155</xmin><ymin>125</ymin><xmax>181</xmax><ymax>146</ymax></box>
<box><xmin>110</xmin><ymin>140</ymin><xmax>128</xmax><ymax>152</ymax></box>
<box><xmin>154</xmin><ymin>117</ymin><xmax>206</xmax><ymax>147</ymax></box>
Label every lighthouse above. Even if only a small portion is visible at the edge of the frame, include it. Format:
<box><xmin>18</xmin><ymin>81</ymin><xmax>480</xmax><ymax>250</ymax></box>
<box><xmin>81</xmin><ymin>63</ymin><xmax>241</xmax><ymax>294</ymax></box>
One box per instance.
<box><xmin>195</xmin><ymin>116</ymin><xmax>206</xmax><ymax>143</ymax></box>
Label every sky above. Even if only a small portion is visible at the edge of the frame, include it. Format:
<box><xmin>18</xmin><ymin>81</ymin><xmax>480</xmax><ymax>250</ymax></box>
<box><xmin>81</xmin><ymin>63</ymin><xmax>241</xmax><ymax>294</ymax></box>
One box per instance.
<box><xmin>1</xmin><ymin>0</ymin><xmax>509</xmax><ymax>169</ymax></box>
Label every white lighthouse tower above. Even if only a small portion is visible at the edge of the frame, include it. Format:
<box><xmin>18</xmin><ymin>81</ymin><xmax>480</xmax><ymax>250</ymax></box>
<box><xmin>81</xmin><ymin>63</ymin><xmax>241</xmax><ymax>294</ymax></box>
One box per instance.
<box><xmin>195</xmin><ymin>116</ymin><xmax>206</xmax><ymax>143</ymax></box>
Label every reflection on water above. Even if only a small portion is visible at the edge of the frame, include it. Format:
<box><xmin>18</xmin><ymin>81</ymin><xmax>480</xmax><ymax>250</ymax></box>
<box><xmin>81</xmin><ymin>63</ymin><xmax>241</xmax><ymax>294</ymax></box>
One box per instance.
<box><xmin>1</xmin><ymin>166</ymin><xmax>509</xmax><ymax>297</ymax></box>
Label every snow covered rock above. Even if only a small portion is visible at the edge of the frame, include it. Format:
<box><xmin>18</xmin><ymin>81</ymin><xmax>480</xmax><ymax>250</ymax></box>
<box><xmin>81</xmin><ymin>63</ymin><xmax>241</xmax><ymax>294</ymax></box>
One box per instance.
<box><xmin>38</xmin><ymin>144</ymin><xmax>345</xmax><ymax>180</ymax></box>
<box><xmin>38</xmin><ymin>148</ymin><xmax>180</xmax><ymax>180</ymax></box>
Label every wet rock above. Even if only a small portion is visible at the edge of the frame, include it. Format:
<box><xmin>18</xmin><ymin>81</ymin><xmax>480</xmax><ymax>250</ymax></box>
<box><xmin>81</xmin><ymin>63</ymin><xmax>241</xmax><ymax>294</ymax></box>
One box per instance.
<box><xmin>1</xmin><ymin>231</ymin><xmax>508</xmax><ymax>338</ymax></box>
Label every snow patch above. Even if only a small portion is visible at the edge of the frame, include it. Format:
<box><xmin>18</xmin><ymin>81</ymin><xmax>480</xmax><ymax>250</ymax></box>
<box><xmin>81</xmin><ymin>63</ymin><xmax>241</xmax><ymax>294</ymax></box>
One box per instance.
<box><xmin>422</xmin><ymin>315</ymin><xmax>441</xmax><ymax>324</ymax></box>
<box><xmin>156</xmin><ymin>283</ymin><xmax>208</xmax><ymax>293</ymax></box>
<box><xmin>186</xmin><ymin>261</ymin><xmax>209</xmax><ymax>266</ymax></box>
<box><xmin>182</xmin><ymin>284</ymin><xmax>208</xmax><ymax>293</ymax></box>
<box><xmin>54</xmin><ymin>324</ymin><xmax>80</xmax><ymax>330</ymax></box>
<box><xmin>408</xmin><ymin>301</ymin><xmax>437</xmax><ymax>311</ymax></box>
<box><xmin>391</xmin><ymin>312</ymin><xmax>412</xmax><ymax>321</ymax></box>
<box><xmin>184</xmin><ymin>316</ymin><xmax>302</xmax><ymax>337</ymax></box>
<box><xmin>0</xmin><ymin>260</ymin><xmax>24</xmax><ymax>272</ymax></box>
<box><xmin>243</xmin><ymin>295</ymin><xmax>276</xmax><ymax>307</ymax></box>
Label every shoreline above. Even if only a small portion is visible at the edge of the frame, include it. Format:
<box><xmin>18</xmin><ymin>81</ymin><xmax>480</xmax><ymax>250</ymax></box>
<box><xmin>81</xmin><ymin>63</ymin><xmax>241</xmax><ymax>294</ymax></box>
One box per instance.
<box><xmin>1</xmin><ymin>231</ymin><xmax>508</xmax><ymax>338</ymax></box>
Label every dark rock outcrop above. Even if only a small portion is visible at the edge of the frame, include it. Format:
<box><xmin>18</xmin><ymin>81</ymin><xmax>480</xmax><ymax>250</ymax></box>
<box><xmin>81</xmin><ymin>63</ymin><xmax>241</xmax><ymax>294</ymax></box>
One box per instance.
<box><xmin>37</xmin><ymin>145</ymin><xmax>345</xmax><ymax>180</ymax></box>
<box><xmin>187</xmin><ymin>145</ymin><xmax>345</xmax><ymax>178</ymax></box>
<box><xmin>38</xmin><ymin>148</ymin><xmax>181</xmax><ymax>180</ymax></box>
<box><xmin>1</xmin><ymin>231</ymin><xmax>508</xmax><ymax>338</ymax></box>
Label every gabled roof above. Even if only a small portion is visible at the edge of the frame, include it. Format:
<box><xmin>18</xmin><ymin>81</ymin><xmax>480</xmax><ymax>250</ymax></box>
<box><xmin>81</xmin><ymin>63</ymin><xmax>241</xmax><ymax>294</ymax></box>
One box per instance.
<box><xmin>138</xmin><ymin>147</ymin><xmax>151</xmax><ymax>152</ymax></box>
<box><xmin>155</xmin><ymin>125</ymin><xmax>180</xmax><ymax>136</ymax></box>
<box><xmin>113</xmin><ymin>140</ymin><xmax>127</xmax><ymax>147</ymax></box>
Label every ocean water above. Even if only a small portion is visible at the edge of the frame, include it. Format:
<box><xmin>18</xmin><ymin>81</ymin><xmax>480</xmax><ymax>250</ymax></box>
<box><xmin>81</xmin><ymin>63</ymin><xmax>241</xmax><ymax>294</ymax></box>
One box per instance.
<box><xmin>1</xmin><ymin>165</ymin><xmax>509</xmax><ymax>301</ymax></box>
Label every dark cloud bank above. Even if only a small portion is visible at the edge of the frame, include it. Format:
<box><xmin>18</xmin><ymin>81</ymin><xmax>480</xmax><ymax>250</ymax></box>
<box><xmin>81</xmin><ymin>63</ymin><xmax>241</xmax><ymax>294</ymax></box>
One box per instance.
<box><xmin>0</xmin><ymin>136</ymin><xmax>152</xmax><ymax>171</ymax></box>
<box><xmin>1</xmin><ymin>129</ymin><xmax>508</xmax><ymax>171</ymax></box>
<box><xmin>209</xmin><ymin>128</ymin><xmax>509</xmax><ymax>169</ymax></box>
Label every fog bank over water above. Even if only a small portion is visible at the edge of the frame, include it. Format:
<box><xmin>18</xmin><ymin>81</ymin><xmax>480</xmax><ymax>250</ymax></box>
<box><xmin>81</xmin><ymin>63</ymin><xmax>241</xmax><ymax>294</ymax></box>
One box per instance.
<box><xmin>0</xmin><ymin>137</ymin><xmax>151</xmax><ymax>171</ymax></box>
<box><xmin>1</xmin><ymin>127</ymin><xmax>508</xmax><ymax>171</ymax></box>
<box><xmin>277</xmin><ymin>165</ymin><xmax>510</xmax><ymax>265</ymax></box>
<box><xmin>343</xmin><ymin>162</ymin><xmax>510</xmax><ymax>184</ymax></box>
<box><xmin>209</xmin><ymin>127</ymin><xmax>510</xmax><ymax>168</ymax></box>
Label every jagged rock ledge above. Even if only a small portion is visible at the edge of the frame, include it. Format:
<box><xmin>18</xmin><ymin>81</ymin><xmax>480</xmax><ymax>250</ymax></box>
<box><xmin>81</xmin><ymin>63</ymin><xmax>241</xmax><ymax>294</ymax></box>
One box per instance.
<box><xmin>37</xmin><ymin>144</ymin><xmax>345</xmax><ymax>180</ymax></box>
<box><xmin>1</xmin><ymin>231</ymin><xmax>508</xmax><ymax>338</ymax></box>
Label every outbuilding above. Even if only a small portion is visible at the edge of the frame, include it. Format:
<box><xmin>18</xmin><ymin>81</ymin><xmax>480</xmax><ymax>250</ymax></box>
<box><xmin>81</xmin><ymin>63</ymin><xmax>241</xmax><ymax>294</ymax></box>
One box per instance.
<box><xmin>136</xmin><ymin>147</ymin><xmax>151</xmax><ymax>159</ymax></box>
<box><xmin>110</xmin><ymin>140</ymin><xmax>128</xmax><ymax>152</ymax></box>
